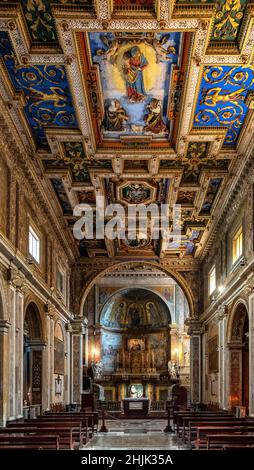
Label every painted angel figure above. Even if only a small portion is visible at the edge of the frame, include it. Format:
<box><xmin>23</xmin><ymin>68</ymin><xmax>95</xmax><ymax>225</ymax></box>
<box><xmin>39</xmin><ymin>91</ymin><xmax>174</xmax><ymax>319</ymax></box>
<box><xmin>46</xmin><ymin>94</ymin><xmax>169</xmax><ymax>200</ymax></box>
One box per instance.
<box><xmin>153</xmin><ymin>34</ymin><xmax>176</xmax><ymax>63</ymax></box>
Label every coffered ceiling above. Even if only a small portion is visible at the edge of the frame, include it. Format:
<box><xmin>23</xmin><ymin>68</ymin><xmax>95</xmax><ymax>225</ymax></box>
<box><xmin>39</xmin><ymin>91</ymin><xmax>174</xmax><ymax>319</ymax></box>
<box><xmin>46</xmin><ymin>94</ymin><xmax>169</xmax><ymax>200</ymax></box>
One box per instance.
<box><xmin>0</xmin><ymin>1</ymin><xmax>254</xmax><ymax>261</ymax></box>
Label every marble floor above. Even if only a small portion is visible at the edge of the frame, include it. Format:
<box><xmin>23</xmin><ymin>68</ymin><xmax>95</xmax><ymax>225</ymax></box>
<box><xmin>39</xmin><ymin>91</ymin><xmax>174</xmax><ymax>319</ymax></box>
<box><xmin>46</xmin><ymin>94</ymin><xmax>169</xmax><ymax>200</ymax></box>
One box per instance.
<box><xmin>83</xmin><ymin>419</ymin><xmax>187</xmax><ymax>450</ymax></box>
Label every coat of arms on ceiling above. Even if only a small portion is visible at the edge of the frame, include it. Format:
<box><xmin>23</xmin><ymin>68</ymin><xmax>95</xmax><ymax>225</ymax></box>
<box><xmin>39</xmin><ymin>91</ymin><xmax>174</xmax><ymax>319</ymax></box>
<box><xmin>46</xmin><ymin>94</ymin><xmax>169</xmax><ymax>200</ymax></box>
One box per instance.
<box><xmin>82</xmin><ymin>31</ymin><xmax>183</xmax><ymax>146</ymax></box>
<box><xmin>121</xmin><ymin>183</ymin><xmax>151</xmax><ymax>204</ymax></box>
<box><xmin>117</xmin><ymin>181</ymin><xmax>156</xmax><ymax>205</ymax></box>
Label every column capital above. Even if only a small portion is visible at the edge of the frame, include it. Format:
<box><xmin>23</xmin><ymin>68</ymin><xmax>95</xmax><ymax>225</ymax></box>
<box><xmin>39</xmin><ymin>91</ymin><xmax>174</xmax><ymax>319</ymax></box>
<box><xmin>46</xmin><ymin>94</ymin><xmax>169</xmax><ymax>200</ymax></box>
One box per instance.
<box><xmin>185</xmin><ymin>318</ymin><xmax>204</xmax><ymax>336</ymax></box>
<box><xmin>67</xmin><ymin>317</ymin><xmax>88</xmax><ymax>334</ymax></box>
<box><xmin>7</xmin><ymin>266</ymin><xmax>26</xmax><ymax>291</ymax></box>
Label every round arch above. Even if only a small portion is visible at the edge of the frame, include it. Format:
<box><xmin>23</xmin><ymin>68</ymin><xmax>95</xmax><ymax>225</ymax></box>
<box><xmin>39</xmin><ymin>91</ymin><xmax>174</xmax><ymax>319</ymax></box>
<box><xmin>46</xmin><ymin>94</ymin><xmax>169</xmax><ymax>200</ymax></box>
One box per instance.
<box><xmin>226</xmin><ymin>298</ymin><xmax>249</xmax><ymax>344</ymax></box>
<box><xmin>226</xmin><ymin>299</ymin><xmax>249</xmax><ymax>411</ymax></box>
<box><xmin>79</xmin><ymin>261</ymin><xmax>194</xmax><ymax>318</ymax></box>
<box><xmin>24</xmin><ymin>295</ymin><xmax>47</xmax><ymax>342</ymax></box>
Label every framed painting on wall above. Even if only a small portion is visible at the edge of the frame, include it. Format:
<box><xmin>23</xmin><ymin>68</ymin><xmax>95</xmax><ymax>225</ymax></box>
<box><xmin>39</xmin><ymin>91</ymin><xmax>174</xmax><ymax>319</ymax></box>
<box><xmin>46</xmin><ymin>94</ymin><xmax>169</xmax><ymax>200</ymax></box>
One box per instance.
<box><xmin>208</xmin><ymin>336</ymin><xmax>219</xmax><ymax>373</ymax></box>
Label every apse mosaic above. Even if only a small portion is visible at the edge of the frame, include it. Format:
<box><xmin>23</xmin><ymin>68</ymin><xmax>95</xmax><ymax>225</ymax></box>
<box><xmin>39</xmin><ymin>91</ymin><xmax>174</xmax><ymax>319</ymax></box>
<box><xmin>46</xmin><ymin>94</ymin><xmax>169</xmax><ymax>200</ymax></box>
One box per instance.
<box><xmin>194</xmin><ymin>66</ymin><xmax>254</xmax><ymax>146</ymax></box>
<box><xmin>0</xmin><ymin>32</ymin><xmax>77</xmax><ymax>148</ymax></box>
<box><xmin>88</xmin><ymin>31</ymin><xmax>182</xmax><ymax>141</ymax></box>
<box><xmin>100</xmin><ymin>289</ymin><xmax>171</xmax><ymax>330</ymax></box>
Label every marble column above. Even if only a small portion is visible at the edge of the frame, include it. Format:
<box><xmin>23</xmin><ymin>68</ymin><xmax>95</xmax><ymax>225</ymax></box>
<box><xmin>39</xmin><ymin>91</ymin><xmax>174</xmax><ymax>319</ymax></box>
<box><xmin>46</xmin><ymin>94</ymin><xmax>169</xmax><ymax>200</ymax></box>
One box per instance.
<box><xmin>8</xmin><ymin>284</ymin><xmax>16</xmax><ymax>419</ymax></box>
<box><xmin>15</xmin><ymin>290</ymin><xmax>24</xmax><ymax>418</ymax></box>
<box><xmin>248</xmin><ymin>292</ymin><xmax>254</xmax><ymax>416</ymax></box>
<box><xmin>202</xmin><ymin>329</ymin><xmax>208</xmax><ymax>403</ymax></box>
<box><xmin>0</xmin><ymin>319</ymin><xmax>10</xmax><ymax>426</ymax></box>
<box><xmin>42</xmin><ymin>311</ymin><xmax>51</xmax><ymax>411</ymax></box>
<box><xmin>186</xmin><ymin>319</ymin><xmax>203</xmax><ymax>403</ymax></box>
<box><xmin>65</xmin><ymin>329</ymin><xmax>71</xmax><ymax>404</ymax></box>
<box><xmin>68</xmin><ymin>318</ymin><xmax>88</xmax><ymax>404</ymax></box>
<box><xmin>218</xmin><ymin>306</ymin><xmax>229</xmax><ymax>409</ymax></box>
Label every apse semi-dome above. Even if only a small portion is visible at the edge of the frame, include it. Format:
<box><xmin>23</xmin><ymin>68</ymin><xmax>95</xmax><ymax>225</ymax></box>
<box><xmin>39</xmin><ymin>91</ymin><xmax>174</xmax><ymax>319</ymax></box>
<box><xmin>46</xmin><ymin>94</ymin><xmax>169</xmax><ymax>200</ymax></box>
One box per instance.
<box><xmin>99</xmin><ymin>288</ymin><xmax>171</xmax><ymax>330</ymax></box>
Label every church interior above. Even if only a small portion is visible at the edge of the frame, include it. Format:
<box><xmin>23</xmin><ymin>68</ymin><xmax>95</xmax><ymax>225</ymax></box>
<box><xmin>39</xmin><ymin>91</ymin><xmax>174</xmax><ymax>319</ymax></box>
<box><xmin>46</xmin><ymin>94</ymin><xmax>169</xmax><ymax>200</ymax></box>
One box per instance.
<box><xmin>0</xmin><ymin>0</ymin><xmax>254</xmax><ymax>453</ymax></box>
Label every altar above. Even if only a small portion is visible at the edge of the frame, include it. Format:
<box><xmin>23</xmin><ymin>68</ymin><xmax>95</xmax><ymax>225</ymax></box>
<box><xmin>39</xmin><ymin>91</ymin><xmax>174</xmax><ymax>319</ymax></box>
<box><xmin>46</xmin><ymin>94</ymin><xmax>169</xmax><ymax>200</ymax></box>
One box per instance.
<box><xmin>122</xmin><ymin>397</ymin><xmax>150</xmax><ymax>417</ymax></box>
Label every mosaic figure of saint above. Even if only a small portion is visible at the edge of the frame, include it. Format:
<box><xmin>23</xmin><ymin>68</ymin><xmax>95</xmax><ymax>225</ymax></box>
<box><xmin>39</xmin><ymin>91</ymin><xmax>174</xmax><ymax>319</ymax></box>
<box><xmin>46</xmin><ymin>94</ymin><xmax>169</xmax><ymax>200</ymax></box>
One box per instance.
<box><xmin>122</xmin><ymin>46</ymin><xmax>148</xmax><ymax>102</ymax></box>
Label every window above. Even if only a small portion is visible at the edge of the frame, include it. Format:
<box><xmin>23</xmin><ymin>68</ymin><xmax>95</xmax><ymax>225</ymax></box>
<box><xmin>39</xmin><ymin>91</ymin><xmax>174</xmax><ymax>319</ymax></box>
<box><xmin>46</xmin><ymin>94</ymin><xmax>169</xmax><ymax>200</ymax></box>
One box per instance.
<box><xmin>56</xmin><ymin>268</ymin><xmax>64</xmax><ymax>295</ymax></box>
<box><xmin>209</xmin><ymin>265</ymin><xmax>216</xmax><ymax>295</ymax></box>
<box><xmin>232</xmin><ymin>227</ymin><xmax>243</xmax><ymax>265</ymax></box>
<box><xmin>28</xmin><ymin>225</ymin><xmax>40</xmax><ymax>263</ymax></box>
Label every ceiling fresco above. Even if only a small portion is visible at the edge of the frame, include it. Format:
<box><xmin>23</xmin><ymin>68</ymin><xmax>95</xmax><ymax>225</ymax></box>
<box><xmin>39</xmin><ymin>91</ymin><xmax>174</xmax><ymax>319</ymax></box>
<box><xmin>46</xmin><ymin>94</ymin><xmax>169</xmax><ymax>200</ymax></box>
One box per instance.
<box><xmin>81</xmin><ymin>30</ymin><xmax>187</xmax><ymax>149</ymax></box>
<box><xmin>194</xmin><ymin>66</ymin><xmax>254</xmax><ymax>146</ymax></box>
<box><xmin>1</xmin><ymin>1</ymin><xmax>254</xmax><ymax>261</ymax></box>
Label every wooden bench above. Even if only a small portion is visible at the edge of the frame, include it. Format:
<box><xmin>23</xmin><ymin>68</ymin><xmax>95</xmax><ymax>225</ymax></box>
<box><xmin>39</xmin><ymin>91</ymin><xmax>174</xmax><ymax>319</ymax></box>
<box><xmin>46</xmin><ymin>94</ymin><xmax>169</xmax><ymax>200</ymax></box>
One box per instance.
<box><xmin>0</xmin><ymin>426</ymin><xmax>84</xmax><ymax>450</ymax></box>
<box><xmin>207</xmin><ymin>434</ymin><xmax>254</xmax><ymax>449</ymax></box>
<box><xmin>181</xmin><ymin>415</ymin><xmax>235</xmax><ymax>440</ymax></box>
<box><xmin>175</xmin><ymin>412</ymin><xmax>231</xmax><ymax>435</ymax></box>
<box><xmin>185</xmin><ymin>418</ymin><xmax>252</xmax><ymax>446</ymax></box>
<box><xmin>44</xmin><ymin>411</ymin><xmax>99</xmax><ymax>432</ymax></box>
<box><xmin>173</xmin><ymin>410</ymin><xmax>229</xmax><ymax>431</ymax></box>
<box><xmin>7</xmin><ymin>420</ymin><xmax>87</xmax><ymax>447</ymax></box>
<box><xmin>0</xmin><ymin>434</ymin><xmax>60</xmax><ymax>450</ymax></box>
<box><xmin>194</xmin><ymin>425</ymin><xmax>254</xmax><ymax>449</ymax></box>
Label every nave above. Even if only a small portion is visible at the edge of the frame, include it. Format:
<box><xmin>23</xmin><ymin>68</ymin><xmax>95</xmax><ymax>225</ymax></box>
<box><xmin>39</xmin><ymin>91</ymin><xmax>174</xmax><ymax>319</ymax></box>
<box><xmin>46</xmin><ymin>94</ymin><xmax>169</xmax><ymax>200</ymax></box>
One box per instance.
<box><xmin>84</xmin><ymin>419</ymin><xmax>186</xmax><ymax>450</ymax></box>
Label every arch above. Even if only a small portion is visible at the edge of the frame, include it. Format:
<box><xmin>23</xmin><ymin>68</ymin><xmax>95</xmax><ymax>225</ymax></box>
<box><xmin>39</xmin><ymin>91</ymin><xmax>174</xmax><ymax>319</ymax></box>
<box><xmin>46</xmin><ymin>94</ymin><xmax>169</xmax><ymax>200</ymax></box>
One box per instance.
<box><xmin>24</xmin><ymin>294</ymin><xmax>47</xmax><ymax>342</ymax></box>
<box><xmin>227</xmin><ymin>298</ymin><xmax>249</xmax><ymax>344</ymax></box>
<box><xmin>23</xmin><ymin>300</ymin><xmax>45</xmax><ymax>407</ymax></box>
<box><xmin>227</xmin><ymin>299</ymin><xmax>249</xmax><ymax>411</ymax></box>
<box><xmin>79</xmin><ymin>261</ymin><xmax>194</xmax><ymax>318</ymax></box>
<box><xmin>97</xmin><ymin>286</ymin><xmax>173</xmax><ymax>325</ymax></box>
<box><xmin>24</xmin><ymin>302</ymin><xmax>43</xmax><ymax>340</ymax></box>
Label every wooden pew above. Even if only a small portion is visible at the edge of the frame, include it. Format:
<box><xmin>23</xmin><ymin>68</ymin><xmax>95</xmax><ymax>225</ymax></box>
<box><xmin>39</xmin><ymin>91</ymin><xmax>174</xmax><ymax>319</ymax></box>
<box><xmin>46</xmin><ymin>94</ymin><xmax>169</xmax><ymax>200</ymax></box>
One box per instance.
<box><xmin>34</xmin><ymin>416</ymin><xmax>93</xmax><ymax>438</ymax></box>
<box><xmin>194</xmin><ymin>425</ymin><xmax>254</xmax><ymax>449</ymax></box>
<box><xmin>0</xmin><ymin>434</ymin><xmax>60</xmax><ymax>450</ymax></box>
<box><xmin>43</xmin><ymin>412</ymin><xmax>98</xmax><ymax>433</ymax></box>
<box><xmin>7</xmin><ymin>420</ymin><xmax>87</xmax><ymax>447</ymax></box>
<box><xmin>185</xmin><ymin>418</ymin><xmax>251</xmax><ymax>445</ymax></box>
<box><xmin>44</xmin><ymin>411</ymin><xmax>99</xmax><ymax>432</ymax></box>
<box><xmin>175</xmin><ymin>412</ymin><xmax>231</xmax><ymax>435</ymax></box>
<box><xmin>180</xmin><ymin>414</ymin><xmax>234</xmax><ymax>439</ymax></box>
<box><xmin>173</xmin><ymin>410</ymin><xmax>229</xmax><ymax>431</ymax></box>
<box><xmin>0</xmin><ymin>426</ymin><xmax>84</xmax><ymax>450</ymax></box>
<box><xmin>207</xmin><ymin>434</ymin><xmax>254</xmax><ymax>449</ymax></box>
